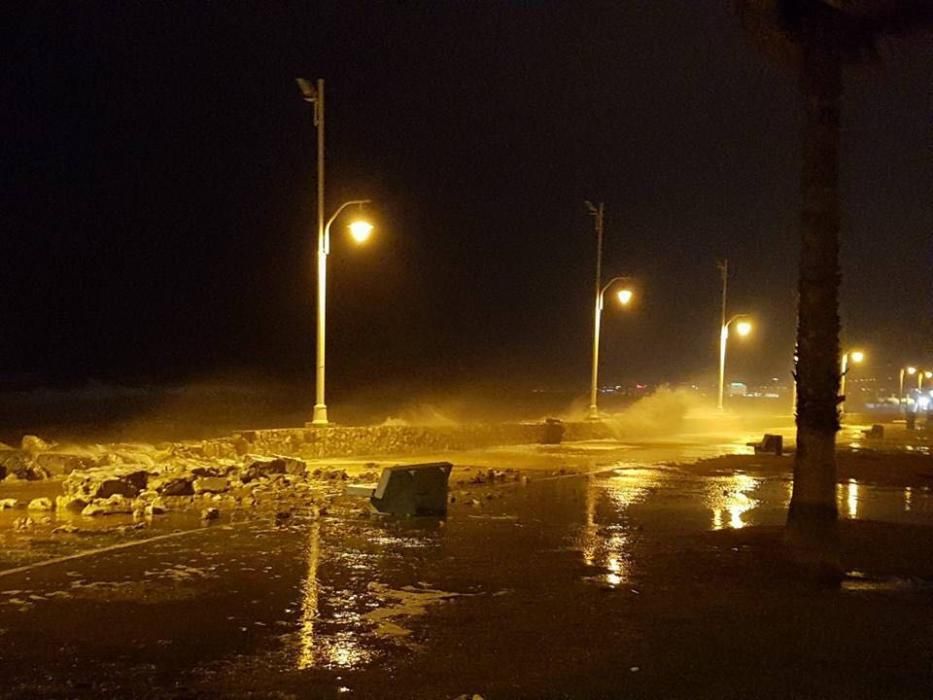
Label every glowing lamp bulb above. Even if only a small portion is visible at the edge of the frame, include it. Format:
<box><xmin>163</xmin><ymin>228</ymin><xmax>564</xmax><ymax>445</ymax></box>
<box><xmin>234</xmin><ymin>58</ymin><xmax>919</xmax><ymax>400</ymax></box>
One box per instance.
<box><xmin>617</xmin><ymin>289</ymin><xmax>634</xmax><ymax>306</ymax></box>
<box><xmin>925</xmin><ymin>371</ymin><xmax>933</xmax><ymax>379</ymax></box>
<box><xmin>735</xmin><ymin>320</ymin><xmax>752</xmax><ymax>337</ymax></box>
<box><xmin>849</xmin><ymin>351</ymin><xmax>865</xmax><ymax>364</ymax></box>
<box><xmin>348</xmin><ymin>220</ymin><xmax>374</xmax><ymax>244</ymax></box>
<box><xmin>907</xmin><ymin>367</ymin><xmax>917</xmax><ymax>375</ymax></box>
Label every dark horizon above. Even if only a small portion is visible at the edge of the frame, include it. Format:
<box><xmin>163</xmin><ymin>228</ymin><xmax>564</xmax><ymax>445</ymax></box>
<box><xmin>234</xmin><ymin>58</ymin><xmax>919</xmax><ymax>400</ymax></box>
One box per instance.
<box><xmin>3</xmin><ymin>2</ymin><xmax>931</xmax><ymax>398</ymax></box>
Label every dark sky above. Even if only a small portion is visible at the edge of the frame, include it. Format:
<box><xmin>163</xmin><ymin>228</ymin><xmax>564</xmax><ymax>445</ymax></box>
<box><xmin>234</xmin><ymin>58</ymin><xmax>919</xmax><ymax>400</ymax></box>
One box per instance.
<box><xmin>2</xmin><ymin>2</ymin><xmax>931</xmax><ymax>395</ymax></box>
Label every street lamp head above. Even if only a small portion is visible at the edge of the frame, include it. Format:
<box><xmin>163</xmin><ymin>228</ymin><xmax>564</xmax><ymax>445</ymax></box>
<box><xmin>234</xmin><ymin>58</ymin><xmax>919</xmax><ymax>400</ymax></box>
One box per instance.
<box><xmin>907</xmin><ymin>366</ymin><xmax>917</xmax><ymax>375</ymax></box>
<box><xmin>735</xmin><ymin>320</ymin><xmax>752</xmax><ymax>337</ymax></box>
<box><xmin>616</xmin><ymin>288</ymin><xmax>633</xmax><ymax>306</ymax></box>
<box><xmin>849</xmin><ymin>350</ymin><xmax>865</xmax><ymax>364</ymax></box>
<box><xmin>348</xmin><ymin>219</ymin><xmax>374</xmax><ymax>244</ymax></box>
<box><xmin>925</xmin><ymin>371</ymin><xmax>933</xmax><ymax>379</ymax></box>
<box><xmin>296</xmin><ymin>77</ymin><xmax>317</xmax><ymax>102</ymax></box>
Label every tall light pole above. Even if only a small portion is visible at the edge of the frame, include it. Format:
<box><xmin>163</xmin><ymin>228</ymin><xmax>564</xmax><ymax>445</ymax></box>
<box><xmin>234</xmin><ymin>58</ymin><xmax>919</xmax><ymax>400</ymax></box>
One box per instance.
<box><xmin>899</xmin><ymin>366</ymin><xmax>917</xmax><ymax>404</ymax></box>
<box><xmin>587</xmin><ymin>275</ymin><xmax>635</xmax><ymax>420</ymax></box>
<box><xmin>585</xmin><ymin>201</ymin><xmax>635</xmax><ymax>420</ymax></box>
<box><xmin>298</xmin><ymin>77</ymin><xmax>373</xmax><ymax>426</ymax></box>
<box><xmin>838</xmin><ymin>349</ymin><xmax>864</xmax><ymax>415</ymax></box>
<box><xmin>718</xmin><ymin>314</ymin><xmax>752</xmax><ymax>411</ymax></box>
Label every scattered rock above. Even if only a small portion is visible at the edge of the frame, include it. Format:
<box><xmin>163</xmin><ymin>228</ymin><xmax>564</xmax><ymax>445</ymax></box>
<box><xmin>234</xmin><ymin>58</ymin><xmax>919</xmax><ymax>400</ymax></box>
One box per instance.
<box><xmin>35</xmin><ymin>452</ymin><xmax>98</xmax><ymax>476</ymax></box>
<box><xmin>64</xmin><ymin>466</ymin><xmax>148</xmax><ymax>499</ymax></box>
<box><xmin>27</xmin><ymin>497</ymin><xmax>54</xmax><ymax>512</ymax></box>
<box><xmin>0</xmin><ymin>498</ymin><xmax>19</xmax><ymax>509</ymax></box>
<box><xmin>148</xmin><ymin>475</ymin><xmax>195</xmax><ymax>496</ymax></box>
<box><xmin>193</xmin><ymin>476</ymin><xmax>229</xmax><ymax>494</ymax></box>
<box><xmin>0</xmin><ymin>451</ymin><xmax>49</xmax><ymax>481</ymax></box>
<box><xmin>52</xmin><ymin>524</ymin><xmax>80</xmax><ymax>535</ymax></box>
<box><xmin>81</xmin><ymin>495</ymin><xmax>134</xmax><ymax>517</ymax></box>
<box><xmin>14</xmin><ymin>516</ymin><xmax>35</xmax><ymax>530</ymax></box>
<box><xmin>145</xmin><ymin>498</ymin><xmax>167</xmax><ymax>516</ymax></box>
<box><xmin>55</xmin><ymin>495</ymin><xmax>88</xmax><ymax>513</ymax></box>
<box><xmin>241</xmin><ymin>456</ymin><xmax>289</xmax><ymax>482</ymax></box>
<box><xmin>201</xmin><ymin>507</ymin><xmax>220</xmax><ymax>522</ymax></box>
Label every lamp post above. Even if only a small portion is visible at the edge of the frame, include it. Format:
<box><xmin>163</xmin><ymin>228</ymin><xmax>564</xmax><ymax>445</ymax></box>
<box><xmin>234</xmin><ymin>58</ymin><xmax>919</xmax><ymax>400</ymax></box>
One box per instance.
<box><xmin>587</xmin><ymin>275</ymin><xmax>635</xmax><ymax>420</ymax></box>
<box><xmin>298</xmin><ymin>77</ymin><xmax>373</xmax><ymax>426</ymax></box>
<box><xmin>585</xmin><ymin>200</ymin><xmax>636</xmax><ymax>420</ymax></box>
<box><xmin>838</xmin><ymin>349</ymin><xmax>864</xmax><ymax>415</ymax></box>
<box><xmin>718</xmin><ymin>314</ymin><xmax>752</xmax><ymax>411</ymax></box>
<box><xmin>899</xmin><ymin>366</ymin><xmax>917</xmax><ymax>405</ymax></box>
<box><xmin>919</xmin><ymin>370</ymin><xmax>933</xmax><ymax>391</ymax></box>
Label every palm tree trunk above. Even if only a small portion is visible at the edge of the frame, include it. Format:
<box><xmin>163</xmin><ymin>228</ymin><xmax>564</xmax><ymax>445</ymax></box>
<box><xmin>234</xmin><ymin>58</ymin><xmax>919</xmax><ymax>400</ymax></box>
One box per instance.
<box><xmin>785</xmin><ymin>44</ymin><xmax>843</xmax><ymax>576</ymax></box>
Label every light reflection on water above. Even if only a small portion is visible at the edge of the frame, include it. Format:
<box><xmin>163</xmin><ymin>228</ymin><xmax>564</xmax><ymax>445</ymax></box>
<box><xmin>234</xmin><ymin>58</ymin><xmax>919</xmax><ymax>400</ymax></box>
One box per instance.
<box><xmin>297</xmin><ymin>521</ymin><xmax>371</xmax><ymax>671</ymax></box>
<box><xmin>581</xmin><ymin>474</ymin><xmax>650</xmax><ymax>586</ymax></box>
<box><xmin>709</xmin><ymin>473</ymin><xmax>761</xmax><ymax>531</ymax></box>
<box><xmin>845</xmin><ymin>479</ymin><xmax>859</xmax><ymax>519</ymax></box>
<box><xmin>297</xmin><ymin>520</ymin><xmax>320</xmax><ymax>670</ymax></box>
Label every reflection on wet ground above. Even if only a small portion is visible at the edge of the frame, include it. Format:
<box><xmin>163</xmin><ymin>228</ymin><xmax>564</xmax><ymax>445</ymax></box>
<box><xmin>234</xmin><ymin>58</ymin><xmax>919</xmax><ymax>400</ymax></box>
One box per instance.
<box><xmin>2</xmin><ymin>445</ymin><xmax>933</xmax><ymax>698</ymax></box>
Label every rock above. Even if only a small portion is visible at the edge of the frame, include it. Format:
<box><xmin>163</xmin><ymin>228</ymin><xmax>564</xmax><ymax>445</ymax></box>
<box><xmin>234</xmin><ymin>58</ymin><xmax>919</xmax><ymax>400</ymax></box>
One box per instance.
<box><xmin>52</xmin><ymin>524</ymin><xmax>80</xmax><ymax>534</ymax></box>
<box><xmin>193</xmin><ymin>476</ymin><xmax>229</xmax><ymax>494</ymax></box>
<box><xmin>241</xmin><ymin>456</ymin><xmax>287</xmax><ymax>483</ymax></box>
<box><xmin>55</xmin><ymin>495</ymin><xmax>88</xmax><ymax>513</ymax></box>
<box><xmin>0</xmin><ymin>498</ymin><xmax>19</xmax><ymax>509</ymax></box>
<box><xmin>27</xmin><ymin>497</ymin><xmax>54</xmax><ymax>512</ymax></box>
<box><xmin>0</xmin><ymin>451</ymin><xmax>49</xmax><ymax>481</ymax></box>
<box><xmin>278</xmin><ymin>456</ymin><xmax>307</xmax><ymax>477</ymax></box>
<box><xmin>81</xmin><ymin>495</ymin><xmax>134</xmax><ymax>517</ymax></box>
<box><xmin>148</xmin><ymin>475</ymin><xmax>195</xmax><ymax>496</ymax></box>
<box><xmin>145</xmin><ymin>498</ymin><xmax>167</xmax><ymax>516</ymax></box>
<box><xmin>63</xmin><ymin>466</ymin><xmax>148</xmax><ymax>499</ymax></box>
<box><xmin>13</xmin><ymin>516</ymin><xmax>35</xmax><ymax>530</ymax></box>
<box><xmin>201</xmin><ymin>507</ymin><xmax>220</xmax><ymax>522</ymax></box>
<box><xmin>191</xmin><ymin>462</ymin><xmax>238</xmax><ymax>478</ymax></box>
<box><xmin>35</xmin><ymin>452</ymin><xmax>98</xmax><ymax>476</ymax></box>
<box><xmin>21</xmin><ymin>435</ymin><xmax>51</xmax><ymax>455</ymax></box>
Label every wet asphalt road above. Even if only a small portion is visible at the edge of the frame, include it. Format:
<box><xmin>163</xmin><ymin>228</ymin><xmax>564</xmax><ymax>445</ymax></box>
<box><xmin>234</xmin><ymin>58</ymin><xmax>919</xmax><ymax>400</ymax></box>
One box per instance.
<box><xmin>1</xmin><ymin>434</ymin><xmax>933</xmax><ymax>699</ymax></box>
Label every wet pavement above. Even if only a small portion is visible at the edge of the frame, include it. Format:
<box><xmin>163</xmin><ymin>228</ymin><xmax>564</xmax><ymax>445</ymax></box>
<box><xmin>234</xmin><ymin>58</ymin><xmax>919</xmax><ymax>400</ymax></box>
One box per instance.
<box><xmin>2</xmin><ymin>434</ymin><xmax>933</xmax><ymax>699</ymax></box>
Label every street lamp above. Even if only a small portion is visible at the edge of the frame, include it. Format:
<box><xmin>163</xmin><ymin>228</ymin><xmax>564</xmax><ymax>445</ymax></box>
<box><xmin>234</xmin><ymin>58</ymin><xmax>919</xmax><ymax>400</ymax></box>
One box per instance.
<box><xmin>718</xmin><ymin>314</ymin><xmax>752</xmax><ymax>411</ymax></box>
<box><xmin>838</xmin><ymin>349</ymin><xmax>865</xmax><ymax>415</ymax></box>
<box><xmin>920</xmin><ymin>370</ymin><xmax>933</xmax><ymax>391</ymax></box>
<box><xmin>585</xmin><ymin>195</ymin><xmax>638</xmax><ymax>421</ymax></box>
<box><xmin>587</xmin><ymin>275</ymin><xmax>635</xmax><ymax>419</ymax></box>
<box><xmin>899</xmin><ymin>366</ymin><xmax>917</xmax><ymax>404</ymax></box>
<box><xmin>298</xmin><ymin>76</ymin><xmax>374</xmax><ymax>426</ymax></box>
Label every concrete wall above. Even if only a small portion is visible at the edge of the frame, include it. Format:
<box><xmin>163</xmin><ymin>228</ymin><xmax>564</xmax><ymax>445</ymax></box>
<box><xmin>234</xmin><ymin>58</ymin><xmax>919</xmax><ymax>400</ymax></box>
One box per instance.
<box><xmin>233</xmin><ymin>421</ymin><xmax>612</xmax><ymax>460</ymax></box>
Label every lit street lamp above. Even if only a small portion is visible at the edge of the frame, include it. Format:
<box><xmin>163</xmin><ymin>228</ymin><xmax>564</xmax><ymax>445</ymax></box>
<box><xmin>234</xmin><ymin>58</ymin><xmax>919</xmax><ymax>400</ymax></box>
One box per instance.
<box><xmin>838</xmin><ymin>349</ymin><xmax>865</xmax><ymax>415</ymax></box>
<box><xmin>587</xmin><ymin>275</ymin><xmax>635</xmax><ymax>420</ymax></box>
<box><xmin>718</xmin><ymin>314</ymin><xmax>752</xmax><ymax>411</ymax></box>
<box><xmin>298</xmin><ymin>76</ymin><xmax>374</xmax><ymax>426</ymax></box>
<box><xmin>899</xmin><ymin>366</ymin><xmax>917</xmax><ymax>404</ymax></box>
<box><xmin>920</xmin><ymin>370</ymin><xmax>933</xmax><ymax>391</ymax></box>
<box><xmin>584</xmin><ymin>200</ymin><xmax>636</xmax><ymax>421</ymax></box>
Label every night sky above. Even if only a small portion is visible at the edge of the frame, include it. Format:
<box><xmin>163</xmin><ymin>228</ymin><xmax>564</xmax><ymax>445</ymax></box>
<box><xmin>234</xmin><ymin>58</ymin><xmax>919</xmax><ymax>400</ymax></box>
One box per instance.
<box><xmin>2</xmin><ymin>2</ymin><xmax>931</xmax><ymax>396</ymax></box>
